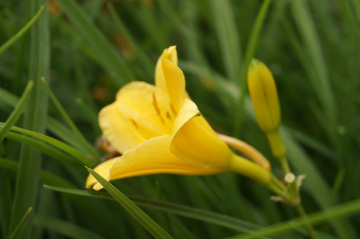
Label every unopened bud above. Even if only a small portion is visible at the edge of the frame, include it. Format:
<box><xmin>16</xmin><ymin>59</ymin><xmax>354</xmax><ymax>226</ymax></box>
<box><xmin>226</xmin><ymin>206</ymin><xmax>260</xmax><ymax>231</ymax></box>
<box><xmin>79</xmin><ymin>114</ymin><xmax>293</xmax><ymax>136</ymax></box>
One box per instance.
<box><xmin>248</xmin><ymin>59</ymin><xmax>286</xmax><ymax>159</ymax></box>
<box><xmin>248</xmin><ymin>59</ymin><xmax>281</xmax><ymax>133</ymax></box>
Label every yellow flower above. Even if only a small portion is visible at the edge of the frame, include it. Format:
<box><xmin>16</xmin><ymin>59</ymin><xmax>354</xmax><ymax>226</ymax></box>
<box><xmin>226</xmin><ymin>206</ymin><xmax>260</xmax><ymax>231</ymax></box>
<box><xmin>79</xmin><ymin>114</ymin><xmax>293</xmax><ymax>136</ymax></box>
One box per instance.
<box><xmin>86</xmin><ymin>46</ymin><xmax>271</xmax><ymax>190</ymax></box>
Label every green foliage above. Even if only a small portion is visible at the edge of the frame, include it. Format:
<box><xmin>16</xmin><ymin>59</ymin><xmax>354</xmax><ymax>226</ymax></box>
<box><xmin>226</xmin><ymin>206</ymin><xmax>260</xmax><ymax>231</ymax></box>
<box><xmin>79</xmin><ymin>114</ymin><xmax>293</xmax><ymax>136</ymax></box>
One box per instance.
<box><xmin>0</xmin><ymin>0</ymin><xmax>359</xmax><ymax>238</ymax></box>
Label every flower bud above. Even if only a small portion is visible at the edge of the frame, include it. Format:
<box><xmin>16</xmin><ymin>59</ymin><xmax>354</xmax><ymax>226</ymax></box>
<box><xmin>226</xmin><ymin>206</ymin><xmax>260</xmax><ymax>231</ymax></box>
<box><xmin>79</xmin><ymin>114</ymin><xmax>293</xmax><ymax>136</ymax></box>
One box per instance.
<box><xmin>248</xmin><ymin>59</ymin><xmax>286</xmax><ymax>158</ymax></box>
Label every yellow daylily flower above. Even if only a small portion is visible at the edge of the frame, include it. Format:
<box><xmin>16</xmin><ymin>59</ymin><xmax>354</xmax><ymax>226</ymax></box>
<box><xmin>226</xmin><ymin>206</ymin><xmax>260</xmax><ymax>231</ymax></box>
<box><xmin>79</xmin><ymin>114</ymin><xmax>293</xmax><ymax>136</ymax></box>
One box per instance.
<box><xmin>86</xmin><ymin>46</ymin><xmax>271</xmax><ymax>190</ymax></box>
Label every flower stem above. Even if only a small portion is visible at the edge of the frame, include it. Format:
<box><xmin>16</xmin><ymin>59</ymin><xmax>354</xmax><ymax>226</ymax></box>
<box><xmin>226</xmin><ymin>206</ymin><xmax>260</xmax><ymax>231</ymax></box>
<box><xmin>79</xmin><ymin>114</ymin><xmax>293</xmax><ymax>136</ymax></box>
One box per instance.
<box><xmin>295</xmin><ymin>204</ymin><xmax>317</xmax><ymax>239</ymax></box>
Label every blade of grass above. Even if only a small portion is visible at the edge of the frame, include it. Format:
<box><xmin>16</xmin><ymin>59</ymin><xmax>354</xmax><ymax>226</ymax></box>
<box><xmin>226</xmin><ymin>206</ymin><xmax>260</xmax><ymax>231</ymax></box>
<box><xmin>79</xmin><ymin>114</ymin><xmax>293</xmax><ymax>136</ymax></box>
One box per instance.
<box><xmin>46</xmin><ymin>118</ymin><xmax>92</xmax><ymax>155</ymax></box>
<box><xmin>0</xmin><ymin>158</ymin><xmax>75</xmax><ymax>188</ymax></box>
<box><xmin>0</xmin><ymin>6</ymin><xmax>44</xmax><ymax>54</ymax></box>
<box><xmin>43</xmin><ymin>185</ymin><xmax>260</xmax><ymax>233</ymax></box>
<box><xmin>107</xmin><ymin>3</ymin><xmax>153</xmax><ymax>77</ymax></box>
<box><xmin>0</xmin><ymin>88</ymin><xmax>100</xmax><ymax>149</ymax></box>
<box><xmin>3</xmin><ymin>132</ymin><xmax>79</xmax><ymax>165</ymax></box>
<box><xmin>233</xmin><ymin>0</ymin><xmax>272</xmax><ymax>137</ymax></box>
<box><xmin>0</xmin><ymin>123</ymin><xmax>95</xmax><ymax>167</ymax></box>
<box><xmin>8</xmin><ymin>207</ymin><xmax>33</xmax><ymax>239</ymax></box>
<box><xmin>41</xmin><ymin>78</ymin><xmax>100</xmax><ymax>161</ymax></box>
<box><xmin>290</xmin><ymin>0</ymin><xmax>337</xmax><ymax>142</ymax></box>
<box><xmin>0</xmin><ymin>88</ymin><xmax>18</xmax><ymax>106</ymax></box>
<box><xmin>86</xmin><ymin>167</ymin><xmax>174</xmax><ymax>239</ymax></box>
<box><xmin>209</xmin><ymin>0</ymin><xmax>241</xmax><ymax>84</ymax></box>
<box><xmin>0</xmin><ymin>81</ymin><xmax>33</xmax><ymax>144</ymax></box>
<box><xmin>56</xmin><ymin>0</ymin><xmax>137</xmax><ymax>87</ymax></box>
<box><xmin>0</xmin><ymin>175</ymin><xmax>12</xmax><ymax>238</ymax></box>
<box><xmin>75</xmin><ymin>98</ymin><xmax>101</xmax><ymax>136</ymax></box>
<box><xmin>228</xmin><ymin>199</ymin><xmax>360</xmax><ymax>239</ymax></box>
<box><xmin>34</xmin><ymin>215</ymin><xmax>106</xmax><ymax>239</ymax></box>
<box><xmin>9</xmin><ymin>0</ymin><xmax>49</xmax><ymax>237</ymax></box>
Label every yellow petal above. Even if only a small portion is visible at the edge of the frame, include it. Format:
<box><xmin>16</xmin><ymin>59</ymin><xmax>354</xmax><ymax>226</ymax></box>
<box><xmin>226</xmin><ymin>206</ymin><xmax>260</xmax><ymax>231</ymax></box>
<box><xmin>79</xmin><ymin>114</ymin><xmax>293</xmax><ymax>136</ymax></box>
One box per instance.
<box><xmin>171</xmin><ymin>99</ymin><xmax>233</xmax><ymax>169</ymax></box>
<box><xmin>99</xmin><ymin>104</ymin><xmax>145</xmax><ymax>154</ymax></box>
<box><xmin>100</xmin><ymin>81</ymin><xmax>177</xmax><ymax>153</ymax></box>
<box><xmin>247</xmin><ymin>59</ymin><xmax>281</xmax><ymax>133</ymax></box>
<box><xmin>92</xmin><ymin>135</ymin><xmax>224</xmax><ymax>190</ymax></box>
<box><xmin>154</xmin><ymin>46</ymin><xmax>185</xmax><ymax>113</ymax></box>
<box><xmin>155</xmin><ymin>46</ymin><xmax>178</xmax><ymax>93</ymax></box>
<box><xmin>85</xmin><ymin>158</ymin><xmax>115</xmax><ymax>189</ymax></box>
<box><xmin>160</xmin><ymin>57</ymin><xmax>185</xmax><ymax>113</ymax></box>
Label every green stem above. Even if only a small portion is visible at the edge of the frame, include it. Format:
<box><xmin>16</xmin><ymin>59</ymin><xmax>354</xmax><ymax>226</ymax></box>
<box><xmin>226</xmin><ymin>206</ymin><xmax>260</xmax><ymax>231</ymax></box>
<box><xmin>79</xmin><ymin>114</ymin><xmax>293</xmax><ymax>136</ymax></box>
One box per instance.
<box><xmin>278</xmin><ymin>156</ymin><xmax>291</xmax><ymax>174</ymax></box>
<box><xmin>295</xmin><ymin>204</ymin><xmax>317</xmax><ymax>239</ymax></box>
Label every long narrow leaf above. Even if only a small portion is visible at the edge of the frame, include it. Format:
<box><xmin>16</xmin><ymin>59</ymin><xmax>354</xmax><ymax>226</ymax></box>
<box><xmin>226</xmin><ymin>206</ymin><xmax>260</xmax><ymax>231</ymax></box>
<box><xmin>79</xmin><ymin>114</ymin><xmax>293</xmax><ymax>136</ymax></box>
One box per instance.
<box><xmin>0</xmin><ymin>6</ymin><xmax>44</xmax><ymax>54</ymax></box>
<box><xmin>229</xmin><ymin>199</ymin><xmax>360</xmax><ymax>239</ymax></box>
<box><xmin>8</xmin><ymin>207</ymin><xmax>33</xmax><ymax>239</ymax></box>
<box><xmin>41</xmin><ymin>78</ymin><xmax>100</xmax><ymax>161</ymax></box>
<box><xmin>56</xmin><ymin>0</ymin><xmax>136</xmax><ymax>87</ymax></box>
<box><xmin>209</xmin><ymin>0</ymin><xmax>241</xmax><ymax>83</ymax></box>
<box><xmin>86</xmin><ymin>167</ymin><xmax>174</xmax><ymax>239</ymax></box>
<box><xmin>0</xmin><ymin>124</ymin><xmax>95</xmax><ymax>167</ymax></box>
<box><xmin>0</xmin><ymin>81</ymin><xmax>33</xmax><ymax>143</ymax></box>
<box><xmin>233</xmin><ymin>0</ymin><xmax>272</xmax><ymax>136</ymax></box>
<box><xmin>34</xmin><ymin>216</ymin><xmax>106</xmax><ymax>239</ymax></box>
<box><xmin>44</xmin><ymin>185</ymin><xmax>260</xmax><ymax>233</ymax></box>
<box><xmin>0</xmin><ymin>159</ymin><xmax>75</xmax><ymax>188</ymax></box>
<box><xmin>9</xmin><ymin>0</ymin><xmax>49</xmax><ymax>237</ymax></box>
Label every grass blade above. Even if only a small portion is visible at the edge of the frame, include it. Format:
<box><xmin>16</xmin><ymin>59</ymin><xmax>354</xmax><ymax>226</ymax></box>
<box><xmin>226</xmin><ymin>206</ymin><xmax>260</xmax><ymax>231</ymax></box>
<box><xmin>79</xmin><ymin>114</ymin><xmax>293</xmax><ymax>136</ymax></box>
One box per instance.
<box><xmin>0</xmin><ymin>123</ymin><xmax>95</xmax><ymax>167</ymax></box>
<box><xmin>107</xmin><ymin>3</ymin><xmax>154</xmax><ymax>77</ymax></box>
<box><xmin>56</xmin><ymin>0</ymin><xmax>137</xmax><ymax>87</ymax></box>
<box><xmin>8</xmin><ymin>207</ymin><xmax>33</xmax><ymax>239</ymax></box>
<box><xmin>86</xmin><ymin>167</ymin><xmax>174</xmax><ymax>239</ymax></box>
<box><xmin>233</xmin><ymin>0</ymin><xmax>272</xmax><ymax>136</ymax></box>
<box><xmin>9</xmin><ymin>0</ymin><xmax>49</xmax><ymax>237</ymax></box>
<box><xmin>0</xmin><ymin>158</ymin><xmax>75</xmax><ymax>188</ymax></box>
<box><xmin>209</xmin><ymin>0</ymin><xmax>241</xmax><ymax>83</ymax></box>
<box><xmin>34</xmin><ymin>216</ymin><xmax>106</xmax><ymax>239</ymax></box>
<box><xmin>41</xmin><ymin>78</ymin><xmax>100</xmax><ymax>161</ymax></box>
<box><xmin>290</xmin><ymin>0</ymin><xmax>336</xmax><ymax>140</ymax></box>
<box><xmin>0</xmin><ymin>6</ymin><xmax>44</xmax><ymax>54</ymax></box>
<box><xmin>44</xmin><ymin>185</ymin><xmax>260</xmax><ymax>233</ymax></box>
<box><xmin>0</xmin><ymin>81</ymin><xmax>33</xmax><ymax>143</ymax></box>
<box><xmin>229</xmin><ymin>199</ymin><xmax>360</xmax><ymax>239</ymax></box>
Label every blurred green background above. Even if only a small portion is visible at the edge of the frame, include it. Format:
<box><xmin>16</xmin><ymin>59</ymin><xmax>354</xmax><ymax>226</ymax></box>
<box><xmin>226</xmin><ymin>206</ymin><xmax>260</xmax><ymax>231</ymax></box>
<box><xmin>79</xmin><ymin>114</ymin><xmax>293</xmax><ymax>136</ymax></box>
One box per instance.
<box><xmin>1</xmin><ymin>0</ymin><xmax>360</xmax><ymax>238</ymax></box>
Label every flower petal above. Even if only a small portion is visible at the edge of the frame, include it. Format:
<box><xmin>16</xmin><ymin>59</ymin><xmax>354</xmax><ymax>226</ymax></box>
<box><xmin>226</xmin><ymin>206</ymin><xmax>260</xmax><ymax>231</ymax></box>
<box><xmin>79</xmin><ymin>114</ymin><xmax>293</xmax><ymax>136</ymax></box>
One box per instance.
<box><xmin>85</xmin><ymin>158</ymin><xmax>115</xmax><ymax>189</ymax></box>
<box><xmin>91</xmin><ymin>135</ymin><xmax>224</xmax><ymax>190</ymax></box>
<box><xmin>99</xmin><ymin>103</ymin><xmax>145</xmax><ymax>154</ymax></box>
<box><xmin>100</xmin><ymin>81</ymin><xmax>176</xmax><ymax>153</ymax></box>
<box><xmin>155</xmin><ymin>46</ymin><xmax>178</xmax><ymax>93</ymax></box>
<box><xmin>160</xmin><ymin>57</ymin><xmax>185</xmax><ymax>113</ymax></box>
<box><xmin>171</xmin><ymin>100</ymin><xmax>232</xmax><ymax>169</ymax></box>
<box><xmin>154</xmin><ymin>46</ymin><xmax>185</xmax><ymax>113</ymax></box>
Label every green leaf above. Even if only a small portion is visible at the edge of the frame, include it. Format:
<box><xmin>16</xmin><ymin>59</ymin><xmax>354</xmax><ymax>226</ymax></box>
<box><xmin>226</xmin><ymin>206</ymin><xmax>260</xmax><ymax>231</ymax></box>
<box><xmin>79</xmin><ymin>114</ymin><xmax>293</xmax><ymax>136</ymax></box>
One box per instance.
<box><xmin>233</xmin><ymin>0</ymin><xmax>272</xmax><ymax>136</ymax></box>
<box><xmin>0</xmin><ymin>6</ymin><xmax>44</xmax><ymax>54</ymax></box>
<box><xmin>290</xmin><ymin>0</ymin><xmax>336</xmax><ymax>140</ymax></box>
<box><xmin>209</xmin><ymin>0</ymin><xmax>241</xmax><ymax>83</ymax></box>
<box><xmin>229</xmin><ymin>199</ymin><xmax>360</xmax><ymax>239</ymax></box>
<box><xmin>8</xmin><ymin>207</ymin><xmax>33</xmax><ymax>239</ymax></box>
<box><xmin>107</xmin><ymin>3</ymin><xmax>154</xmax><ymax>77</ymax></box>
<box><xmin>41</xmin><ymin>78</ymin><xmax>100</xmax><ymax>161</ymax></box>
<box><xmin>34</xmin><ymin>215</ymin><xmax>106</xmax><ymax>239</ymax></box>
<box><xmin>9</xmin><ymin>0</ymin><xmax>49</xmax><ymax>237</ymax></box>
<box><xmin>0</xmin><ymin>158</ymin><xmax>74</xmax><ymax>188</ymax></box>
<box><xmin>0</xmin><ymin>123</ymin><xmax>95</xmax><ymax>167</ymax></box>
<box><xmin>0</xmin><ymin>81</ymin><xmax>33</xmax><ymax>143</ymax></box>
<box><xmin>56</xmin><ymin>0</ymin><xmax>137</xmax><ymax>87</ymax></box>
<box><xmin>44</xmin><ymin>185</ymin><xmax>260</xmax><ymax>233</ymax></box>
<box><xmin>86</xmin><ymin>167</ymin><xmax>174</xmax><ymax>239</ymax></box>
